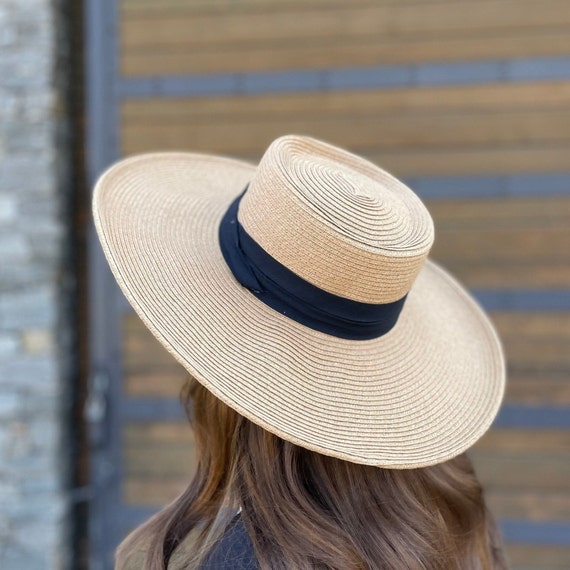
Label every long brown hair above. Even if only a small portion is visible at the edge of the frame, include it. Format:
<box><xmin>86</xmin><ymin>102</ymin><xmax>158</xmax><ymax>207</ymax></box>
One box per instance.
<box><xmin>117</xmin><ymin>376</ymin><xmax>509</xmax><ymax>569</ymax></box>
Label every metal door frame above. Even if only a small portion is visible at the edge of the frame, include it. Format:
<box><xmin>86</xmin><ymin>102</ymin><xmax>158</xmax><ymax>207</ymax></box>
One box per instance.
<box><xmin>85</xmin><ymin>1</ymin><xmax>123</xmax><ymax>567</ymax></box>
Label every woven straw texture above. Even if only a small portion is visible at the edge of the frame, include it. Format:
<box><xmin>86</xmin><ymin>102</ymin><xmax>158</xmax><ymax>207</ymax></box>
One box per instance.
<box><xmin>92</xmin><ymin>136</ymin><xmax>506</xmax><ymax>468</ymax></box>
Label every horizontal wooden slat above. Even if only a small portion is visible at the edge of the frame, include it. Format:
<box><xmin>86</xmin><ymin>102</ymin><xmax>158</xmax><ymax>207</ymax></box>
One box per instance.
<box><xmin>122</xmin><ymin>0</ymin><xmax>465</xmax><ymax>12</ymax></box>
<box><xmin>122</xmin><ymin>109</ymin><xmax>570</xmax><ymax>156</ymax></box>
<box><xmin>475</xmin><ymin>428</ymin><xmax>570</xmax><ymax>454</ymax></box>
<box><xmin>491</xmin><ymin>313</ymin><xmax>570</xmax><ymax>339</ymax></box>
<box><xmin>124</xmin><ymin>478</ymin><xmax>189</xmax><ymax>505</ymax></box>
<box><xmin>487</xmin><ymin>491</ymin><xmax>570</xmax><ymax>521</ymax></box>
<box><xmin>123</xmin><ymin>420</ymin><xmax>196</xmax><ymax>503</ymax></box>
<box><xmin>124</xmin><ymin>422</ymin><xmax>196</xmax><ymax>478</ymax></box>
<box><xmin>122</xmin><ymin>81</ymin><xmax>570</xmax><ymax>122</ymax></box>
<box><xmin>471</xmin><ymin>455</ymin><xmax>570</xmax><ymax>491</ymax></box>
<box><xmin>507</xmin><ymin>544</ymin><xmax>570</xmax><ymax>568</ymax></box>
<box><xmin>472</xmin><ymin>429</ymin><xmax>570</xmax><ymax>500</ymax></box>
<box><xmin>124</xmin><ymin>420</ymin><xmax>190</xmax><ymax>443</ymax></box>
<box><xmin>492</xmin><ymin>313</ymin><xmax>570</xmax><ymax>373</ymax></box>
<box><xmin>425</xmin><ymin>197</ymin><xmax>570</xmax><ymax>229</ymax></box>
<box><xmin>122</xmin><ymin>1</ymin><xmax>570</xmax><ymax>47</ymax></box>
<box><xmin>432</xmin><ymin>227</ymin><xmax>568</xmax><ymax>261</ymax></box>
<box><xmin>364</xmin><ymin>145</ymin><xmax>570</xmax><ymax>176</ymax></box>
<box><xmin>121</xmin><ymin>31</ymin><xmax>570</xmax><ymax>75</ymax></box>
<box><xmin>446</xmin><ymin>263</ymin><xmax>570</xmax><ymax>289</ymax></box>
<box><xmin>505</xmin><ymin>374</ymin><xmax>570</xmax><ymax>406</ymax></box>
<box><xmin>125</xmin><ymin>369</ymin><xmax>187</xmax><ymax>397</ymax></box>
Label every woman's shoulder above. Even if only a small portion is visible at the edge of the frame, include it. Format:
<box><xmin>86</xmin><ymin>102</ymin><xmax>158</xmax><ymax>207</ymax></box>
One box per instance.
<box><xmin>170</xmin><ymin>514</ymin><xmax>258</xmax><ymax>570</ymax></box>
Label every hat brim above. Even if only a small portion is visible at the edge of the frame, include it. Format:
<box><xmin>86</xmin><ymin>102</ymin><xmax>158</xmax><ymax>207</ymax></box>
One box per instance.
<box><xmin>93</xmin><ymin>152</ymin><xmax>506</xmax><ymax>468</ymax></box>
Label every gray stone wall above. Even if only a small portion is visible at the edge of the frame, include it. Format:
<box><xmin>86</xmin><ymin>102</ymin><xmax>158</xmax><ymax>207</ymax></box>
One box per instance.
<box><xmin>0</xmin><ymin>0</ymin><xmax>71</xmax><ymax>568</ymax></box>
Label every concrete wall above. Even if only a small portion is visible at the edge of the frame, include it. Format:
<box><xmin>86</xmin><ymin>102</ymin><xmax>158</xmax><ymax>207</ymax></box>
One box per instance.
<box><xmin>0</xmin><ymin>0</ymin><xmax>73</xmax><ymax>568</ymax></box>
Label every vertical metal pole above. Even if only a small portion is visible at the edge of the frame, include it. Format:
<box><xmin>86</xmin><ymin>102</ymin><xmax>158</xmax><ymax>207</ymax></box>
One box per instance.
<box><xmin>84</xmin><ymin>0</ymin><xmax>122</xmax><ymax>568</ymax></box>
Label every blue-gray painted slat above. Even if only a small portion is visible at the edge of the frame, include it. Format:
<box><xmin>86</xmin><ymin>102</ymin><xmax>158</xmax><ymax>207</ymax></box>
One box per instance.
<box><xmin>500</xmin><ymin>519</ymin><xmax>570</xmax><ymax>546</ymax></box>
<box><xmin>117</xmin><ymin>55</ymin><xmax>570</xmax><ymax>99</ymax></box>
<box><xmin>415</xmin><ymin>61</ymin><xmax>506</xmax><ymax>85</ymax></box>
<box><xmin>242</xmin><ymin>69</ymin><xmax>325</xmax><ymax>93</ymax></box>
<box><xmin>507</xmin><ymin>56</ymin><xmax>570</xmax><ymax>81</ymax></box>
<box><xmin>494</xmin><ymin>405</ymin><xmax>570</xmax><ymax>429</ymax></box>
<box><xmin>122</xmin><ymin>397</ymin><xmax>187</xmax><ymax>422</ymax></box>
<box><xmin>409</xmin><ymin>175</ymin><xmax>507</xmax><ymax>200</ymax></box>
<box><xmin>116</xmin><ymin>74</ymin><xmax>239</xmax><ymax>99</ymax></box>
<box><xmin>327</xmin><ymin>64</ymin><xmax>413</xmax><ymax>90</ymax></box>
<box><xmin>472</xmin><ymin>290</ymin><xmax>570</xmax><ymax>312</ymax></box>
<box><xmin>408</xmin><ymin>172</ymin><xmax>570</xmax><ymax>199</ymax></box>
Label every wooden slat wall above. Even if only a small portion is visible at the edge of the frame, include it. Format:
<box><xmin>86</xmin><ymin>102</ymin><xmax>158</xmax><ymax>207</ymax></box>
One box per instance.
<box><xmin>120</xmin><ymin>0</ymin><xmax>570</xmax><ymax>75</ymax></box>
<box><xmin>117</xmin><ymin>0</ymin><xmax>570</xmax><ymax>568</ymax></box>
<box><xmin>121</xmin><ymin>81</ymin><xmax>570</xmax><ymax>175</ymax></box>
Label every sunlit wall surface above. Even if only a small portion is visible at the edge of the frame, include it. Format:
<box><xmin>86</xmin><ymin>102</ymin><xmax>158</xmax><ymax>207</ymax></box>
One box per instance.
<box><xmin>86</xmin><ymin>1</ymin><xmax>570</xmax><ymax>567</ymax></box>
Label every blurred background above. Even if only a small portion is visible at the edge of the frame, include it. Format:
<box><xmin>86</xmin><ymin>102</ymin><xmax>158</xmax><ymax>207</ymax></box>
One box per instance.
<box><xmin>0</xmin><ymin>0</ymin><xmax>569</xmax><ymax>568</ymax></box>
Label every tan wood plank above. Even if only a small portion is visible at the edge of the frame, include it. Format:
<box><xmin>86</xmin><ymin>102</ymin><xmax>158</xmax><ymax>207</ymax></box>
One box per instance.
<box><xmin>122</xmin><ymin>0</ymin><xmax>455</xmax><ymax>12</ymax></box>
<box><xmin>474</xmin><ymin>429</ymin><xmax>570</xmax><ymax>454</ymax></box>
<box><xmin>125</xmin><ymin>448</ymin><xmax>196</xmax><ymax>477</ymax></box>
<box><xmin>507</xmin><ymin>544</ymin><xmax>570</xmax><ymax>568</ymax></box>
<box><xmin>122</xmin><ymin>81</ymin><xmax>570</xmax><ymax>122</ymax></box>
<box><xmin>123</xmin><ymin>421</ymin><xmax>196</xmax><ymax>505</ymax></box>
<box><xmin>122</xmin><ymin>336</ymin><xmax>182</xmax><ymax>367</ymax></box>
<box><xmin>124</xmin><ymin>421</ymin><xmax>191</xmax><ymax>443</ymax></box>
<box><xmin>122</xmin><ymin>109</ymin><xmax>570</xmax><ymax>155</ymax></box>
<box><xmin>491</xmin><ymin>313</ymin><xmax>570</xmax><ymax>340</ymax></box>
<box><xmin>124</xmin><ymin>423</ymin><xmax>196</xmax><ymax>478</ymax></box>
<box><xmin>364</xmin><ymin>145</ymin><xmax>570</xmax><ymax>176</ymax></box>
<box><xmin>124</xmin><ymin>478</ymin><xmax>190</xmax><ymax>505</ymax></box>
<box><xmin>512</xmin><ymin>563</ymin><xmax>570</xmax><ymax>569</ymax></box>
<box><xmin>425</xmin><ymin>197</ymin><xmax>570</xmax><ymax>230</ymax></box>
<box><xmin>444</xmin><ymin>262</ymin><xmax>570</xmax><ymax>289</ymax></box>
<box><xmin>470</xmin><ymin>454</ymin><xmax>570</xmax><ymax>491</ymax></box>
<box><xmin>121</xmin><ymin>31</ymin><xmax>570</xmax><ymax>75</ymax></box>
<box><xmin>431</xmin><ymin>227</ymin><xmax>569</xmax><ymax>262</ymax></box>
<box><xmin>123</xmin><ymin>339</ymin><xmax>183</xmax><ymax>368</ymax></box>
<box><xmin>500</xmin><ymin>338</ymin><xmax>570</xmax><ymax>372</ymax></box>
<box><xmin>488</xmin><ymin>313</ymin><xmax>570</xmax><ymax>374</ymax></box>
<box><xmin>124</xmin><ymin>369</ymin><xmax>187</xmax><ymax>398</ymax></box>
<box><xmin>121</xmin><ymin>1</ymin><xmax>570</xmax><ymax>48</ymax></box>
<box><xmin>486</xmin><ymin>491</ymin><xmax>570</xmax><ymax>521</ymax></box>
<box><xmin>505</xmin><ymin>374</ymin><xmax>570</xmax><ymax>406</ymax></box>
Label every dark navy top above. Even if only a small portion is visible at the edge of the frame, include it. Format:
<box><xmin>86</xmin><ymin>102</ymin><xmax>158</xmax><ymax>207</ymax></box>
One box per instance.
<box><xmin>200</xmin><ymin>515</ymin><xmax>258</xmax><ymax>569</ymax></box>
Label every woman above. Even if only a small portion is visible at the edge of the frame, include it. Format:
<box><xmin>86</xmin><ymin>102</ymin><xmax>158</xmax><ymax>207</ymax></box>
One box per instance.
<box><xmin>93</xmin><ymin>135</ymin><xmax>509</xmax><ymax>569</ymax></box>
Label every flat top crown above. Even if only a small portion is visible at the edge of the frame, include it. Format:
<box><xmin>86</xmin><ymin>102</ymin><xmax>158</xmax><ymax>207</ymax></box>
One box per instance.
<box><xmin>238</xmin><ymin>135</ymin><xmax>435</xmax><ymax>304</ymax></box>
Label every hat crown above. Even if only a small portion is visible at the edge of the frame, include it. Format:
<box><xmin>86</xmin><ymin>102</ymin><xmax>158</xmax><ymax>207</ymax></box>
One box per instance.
<box><xmin>238</xmin><ymin>136</ymin><xmax>434</xmax><ymax>304</ymax></box>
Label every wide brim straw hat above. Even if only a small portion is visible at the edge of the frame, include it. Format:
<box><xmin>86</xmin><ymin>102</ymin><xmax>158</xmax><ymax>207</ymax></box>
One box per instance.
<box><xmin>92</xmin><ymin>135</ymin><xmax>506</xmax><ymax>468</ymax></box>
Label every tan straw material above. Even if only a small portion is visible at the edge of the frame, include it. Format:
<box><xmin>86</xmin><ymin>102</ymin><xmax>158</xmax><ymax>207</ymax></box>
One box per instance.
<box><xmin>92</xmin><ymin>135</ymin><xmax>506</xmax><ymax>468</ymax></box>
